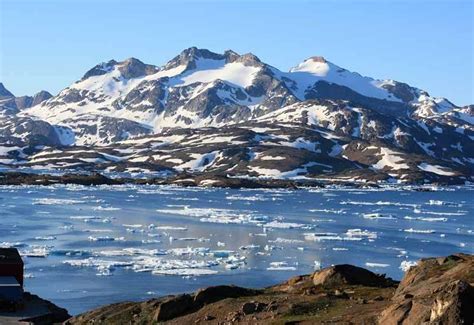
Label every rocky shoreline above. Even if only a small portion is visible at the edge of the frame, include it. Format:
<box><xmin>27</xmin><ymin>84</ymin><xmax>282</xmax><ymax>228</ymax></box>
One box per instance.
<box><xmin>0</xmin><ymin>292</ymin><xmax>70</xmax><ymax>325</ymax></box>
<box><xmin>0</xmin><ymin>171</ymin><xmax>466</xmax><ymax>189</ymax></box>
<box><xmin>62</xmin><ymin>253</ymin><xmax>473</xmax><ymax>324</ymax></box>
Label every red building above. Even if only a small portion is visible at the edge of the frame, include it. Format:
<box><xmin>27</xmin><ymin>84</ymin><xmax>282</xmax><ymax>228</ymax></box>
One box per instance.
<box><xmin>0</xmin><ymin>248</ymin><xmax>24</xmax><ymax>287</ymax></box>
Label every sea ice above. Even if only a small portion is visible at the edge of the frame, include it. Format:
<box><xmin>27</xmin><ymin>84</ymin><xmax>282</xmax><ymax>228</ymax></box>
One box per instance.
<box><xmin>399</xmin><ymin>260</ymin><xmax>418</xmax><ymax>272</ymax></box>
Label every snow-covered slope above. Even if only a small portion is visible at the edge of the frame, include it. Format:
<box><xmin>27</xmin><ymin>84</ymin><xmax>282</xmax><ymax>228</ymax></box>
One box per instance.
<box><xmin>285</xmin><ymin>56</ymin><xmax>401</xmax><ymax>102</ymax></box>
<box><xmin>22</xmin><ymin>48</ymin><xmax>462</xmax><ymax>144</ymax></box>
<box><xmin>1</xmin><ymin>48</ymin><xmax>472</xmax><ymax>184</ymax></box>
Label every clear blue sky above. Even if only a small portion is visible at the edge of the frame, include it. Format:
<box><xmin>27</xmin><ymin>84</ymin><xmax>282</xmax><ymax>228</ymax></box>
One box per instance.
<box><xmin>1</xmin><ymin>0</ymin><xmax>472</xmax><ymax>105</ymax></box>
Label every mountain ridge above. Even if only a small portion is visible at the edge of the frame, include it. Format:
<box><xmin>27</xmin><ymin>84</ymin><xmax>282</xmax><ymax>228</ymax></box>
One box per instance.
<box><xmin>0</xmin><ymin>48</ymin><xmax>472</xmax><ymax>184</ymax></box>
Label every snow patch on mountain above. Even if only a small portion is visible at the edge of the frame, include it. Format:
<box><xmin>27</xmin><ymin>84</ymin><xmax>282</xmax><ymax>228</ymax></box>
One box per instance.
<box><xmin>175</xmin><ymin>59</ymin><xmax>260</xmax><ymax>88</ymax></box>
<box><xmin>418</xmin><ymin>163</ymin><xmax>456</xmax><ymax>176</ymax></box>
<box><xmin>287</xmin><ymin>57</ymin><xmax>402</xmax><ymax>102</ymax></box>
<box><xmin>370</xmin><ymin>147</ymin><xmax>409</xmax><ymax>171</ymax></box>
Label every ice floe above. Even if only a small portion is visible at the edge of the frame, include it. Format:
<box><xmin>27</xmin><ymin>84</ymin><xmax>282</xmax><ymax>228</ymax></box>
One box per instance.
<box><xmin>304</xmin><ymin>229</ymin><xmax>378</xmax><ymax>242</ymax></box>
<box><xmin>94</xmin><ymin>206</ymin><xmax>121</xmax><ymax>211</ymax></box>
<box><xmin>341</xmin><ymin>200</ymin><xmax>418</xmax><ymax>208</ymax></box>
<box><xmin>269</xmin><ymin>238</ymin><xmax>305</xmax><ymax>244</ymax></box>
<box><xmin>404</xmin><ymin>216</ymin><xmax>447</xmax><ymax>222</ymax></box>
<box><xmin>399</xmin><ymin>260</ymin><xmax>418</xmax><ymax>272</ymax></box>
<box><xmin>33</xmin><ymin>198</ymin><xmax>85</xmax><ymax>205</ymax></box>
<box><xmin>362</xmin><ymin>213</ymin><xmax>396</xmax><ymax>220</ymax></box>
<box><xmin>152</xmin><ymin>268</ymin><xmax>218</xmax><ymax>276</ymax></box>
<box><xmin>365</xmin><ymin>262</ymin><xmax>390</xmax><ymax>268</ymax></box>
<box><xmin>345</xmin><ymin>229</ymin><xmax>378</xmax><ymax>239</ymax></box>
<box><xmin>70</xmin><ymin>216</ymin><xmax>112</xmax><ymax>223</ymax></box>
<box><xmin>34</xmin><ymin>236</ymin><xmax>57</xmax><ymax>241</ymax></box>
<box><xmin>309</xmin><ymin>208</ymin><xmax>346</xmax><ymax>214</ymax></box>
<box><xmin>153</xmin><ymin>226</ymin><xmax>188</xmax><ymax>231</ymax></box>
<box><xmin>88</xmin><ymin>236</ymin><xmax>126</xmax><ymax>242</ymax></box>
<box><xmin>263</xmin><ymin>221</ymin><xmax>309</xmax><ymax>229</ymax></box>
<box><xmin>157</xmin><ymin>207</ymin><xmax>267</xmax><ymax>225</ymax></box>
<box><xmin>413</xmin><ymin>208</ymin><xmax>465</xmax><ymax>216</ymax></box>
<box><xmin>226</xmin><ymin>194</ymin><xmax>269</xmax><ymax>201</ymax></box>
<box><xmin>403</xmin><ymin>228</ymin><xmax>435</xmax><ymax>234</ymax></box>
<box><xmin>267</xmin><ymin>261</ymin><xmax>297</xmax><ymax>271</ymax></box>
<box><xmin>427</xmin><ymin>200</ymin><xmax>461</xmax><ymax>207</ymax></box>
<box><xmin>21</xmin><ymin>246</ymin><xmax>51</xmax><ymax>257</ymax></box>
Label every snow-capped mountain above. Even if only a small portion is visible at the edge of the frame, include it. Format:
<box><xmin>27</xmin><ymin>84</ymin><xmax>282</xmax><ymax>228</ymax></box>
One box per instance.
<box><xmin>1</xmin><ymin>48</ymin><xmax>472</xmax><ymax>184</ymax></box>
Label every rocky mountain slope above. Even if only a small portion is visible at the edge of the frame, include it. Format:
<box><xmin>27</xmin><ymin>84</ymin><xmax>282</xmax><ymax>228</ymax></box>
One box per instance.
<box><xmin>66</xmin><ymin>253</ymin><xmax>474</xmax><ymax>324</ymax></box>
<box><xmin>1</xmin><ymin>48</ymin><xmax>473</xmax><ymax>184</ymax></box>
<box><xmin>0</xmin><ymin>83</ymin><xmax>52</xmax><ymax>113</ymax></box>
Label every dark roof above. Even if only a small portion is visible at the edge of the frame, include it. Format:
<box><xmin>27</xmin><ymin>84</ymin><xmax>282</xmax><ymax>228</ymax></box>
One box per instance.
<box><xmin>0</xmin><ymin>248</ymin><xmax>23</xmax><ymax>265</ymax></box>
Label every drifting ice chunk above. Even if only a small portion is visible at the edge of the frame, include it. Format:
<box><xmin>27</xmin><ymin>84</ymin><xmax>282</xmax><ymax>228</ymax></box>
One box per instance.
<box><xmin>362</xmin><ymin>213</ymin><xmax>395</xmax><ymax>220</ymax></box>
<box><xmin>314</xmin><ymin>260</ymin><xmax>321</xmax><ymax>270</ymax></box>
<box><xmin>404</xmin><ymin>216</ymin><xmax>447</xmax><ymax>222</ymax></box>
<box><xmin>88</xmin><ymin>236</ymin><xmax>125</xmax><ymax>242</ymax></box>
<box><xmin>153</xmin><ymin>226</ymin><xmax>188</xmax><ymax>231</ymax></box>
<box><xmin>263</xmin><ymin>221</ymin><xmax>307</xmax><ymax>229</ymax></box>
<box><xmin>303</xmin><ymin>232</ymin><xmax>357</xmax><ymax>242</ymax></box>
<box><xmin>404</xmin><ymin>228</ymin><xmax>435</xmax><ymax>234</ymax></box>
<box><xmin>345</xmin><ymin>229</ymin><xmax>378</xmax><ymax>239</ymax></box>
<box><xmin>400</xmin><ymin>260</ymin><xmax>418</xmax><ymax>272</ymax></box>
<box><xmin>428</xmin><ymin>200</ymin><xmax>460</xmax><ymax>207</ymax></box>
<box><xmin>34</xmin><ymin>236</ymin><xmax>57</xmax><ymax>241</ymax></box>
<box><xmin>94</xmin><ymin>206</ymin><xmax>121</xmax><ymax>211</ymax></box>
<box><xmin>152</xmin><ymin>269</ymin><xmax>218</xmax><ymax>276</ymax></box>
<box><xmin>270</xmin><ymin>238</ymin><xmax>305</xmax><ymax>244</ymax></box>
<box><xmin>33</xmin><ymin>198</ymin><xmax>85</xmax><ymax>205</ymax></box>
<box><xmin>240</xmin><ymin>245</ymin><xmax>260</xmax><ymax>250</ymax></box>
<box><xmin>21</xmin><ymin>246</ymin><xmax>50</xmax><ymax>257</ymax></box>
<box><xmin>70</xmin><ymin>216</ymin><xmax>112</xmax><ymax>223</ymax></box>
<box><xmin>267</xmin><ymin>261</ymin><xmax>297</xmax><ymax>271</ymax></box>
<box><xmin>365</xmin><ymin>262</ymin><xmax>390</xmax><ymax>268</ymax></box>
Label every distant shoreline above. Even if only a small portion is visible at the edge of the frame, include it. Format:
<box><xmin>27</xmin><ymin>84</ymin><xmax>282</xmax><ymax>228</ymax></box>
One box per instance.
<box><xmin>0</xmin><ymin>171</ymin><xmax>468</xmax><ymax>189</ymax></box>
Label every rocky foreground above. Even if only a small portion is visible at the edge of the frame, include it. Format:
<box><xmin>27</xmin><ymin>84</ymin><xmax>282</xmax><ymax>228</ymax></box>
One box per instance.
<box><xmin>66</xmin><ymin>253</ymin><xmax>473</xmax><ymax>324</ymax></box>
<box><xmin>0</xmin><ymin>292</ymin><xmax>70</xmax><ymax>325</ymax></box>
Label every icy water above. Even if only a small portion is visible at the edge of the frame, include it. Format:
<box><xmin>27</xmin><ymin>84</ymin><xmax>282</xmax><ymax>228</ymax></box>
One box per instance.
<box><xmin>1</xmin><ymin>184</ymin><xmax>472</xmax><ymax>315</ymax></box>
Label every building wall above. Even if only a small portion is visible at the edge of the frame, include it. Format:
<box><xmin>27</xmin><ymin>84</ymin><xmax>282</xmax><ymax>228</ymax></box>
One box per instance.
<box><xmin>0</xmin><ymin>264</ymin><xmax>23</xmax><ymax>287</ymax></box>
<box><xmin>0</xmin><ymin>285</ymin><xmax>23</xmax><ymax>302</ymax></box>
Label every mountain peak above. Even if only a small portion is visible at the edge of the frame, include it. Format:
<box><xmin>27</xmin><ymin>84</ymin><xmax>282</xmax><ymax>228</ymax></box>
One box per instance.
<box><xmin>163</xmin><ymin>47</ymin><xmax>226</xmax><ymax>72</ymax></box>
<box><xmin>31</xmin><ymin>90</ymin><xmax>53</xmax><ymax>106</ymax></box>
<box><xmin>81</xmin><ymin>60</ymin><xmax>118</xmax><ymax>81</ymax></box>
<box><xmin>223</xmin><ymin>49</ymin><xmax>240</xmax><ymax>62</ymax></box>
<box><xmin>80</xmin><ymin>57</ymin><xmax>158</xmax><ymax>81</ymax></box>
<box><xmin>224</xmin><ymin>49</ymin><xmax>239</xmax><ymax>56</ymax></box>
<box><xmin>123</xmin><ymin>57</ymin><xmax>142</xmax><ymax>63</ymax></box>
<box><xmin>289</xmin><ymin>56</ymin><xmax>331</xmax><ymax>75</ymax></box>
<box><xmin>237</xmin><ymin>52</ymin><xmax>262</xmax><ymax>66</ymax></box>
<box><xmin>117</xmin><ymin>57</ymin><xmax>158</xmax><ymax>79</ymax></box>
<box><xmin>179</xmin><ymin>47</ymin><xmax>224</xmax><ymax>60</ymax></box>
<box><xmin>0</xmin><ymin>82</ymin><xmax>14</xmax><ymax>98</ymax></box>
<box><xmin>307</xmin><ymin>56</ymin><xmax>327</xmax><ymax>63</ymax></box>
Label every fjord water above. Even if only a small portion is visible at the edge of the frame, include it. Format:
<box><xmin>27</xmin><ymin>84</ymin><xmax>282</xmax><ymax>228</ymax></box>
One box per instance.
<box><xmin>1</xmin><ymin>185</ymin><xmax>472</xmax><ymax>315</ymax></box>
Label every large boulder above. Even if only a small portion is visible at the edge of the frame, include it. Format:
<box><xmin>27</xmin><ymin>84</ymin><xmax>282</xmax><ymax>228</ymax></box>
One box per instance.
<box><xmin>378</xmin><ymin>254</ymin><xmax>474</xmax><ymax>324</ymax></box>
<box><xmin>152</xmin><ymin>285</ymin><xmax>259</xmax><ymax>322</ymax></box>
<box><xmin>153</xmin><ymin>294</ymin><xmax>194</xmax><ymax>322</ymax></box>
<box><xmin>193</xmin><ymin>285</ymin><xmax>259</xmax><ymax>306</ymax></box>
<box><xmin>312</xmin><ymin>264</ymin><xmax>395</xmax><ymax>287</ymax></box>
<box><xmin>428</xmin><ymin>280</ymin><xmax>474</xmax><ymax>324</ymax></box>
